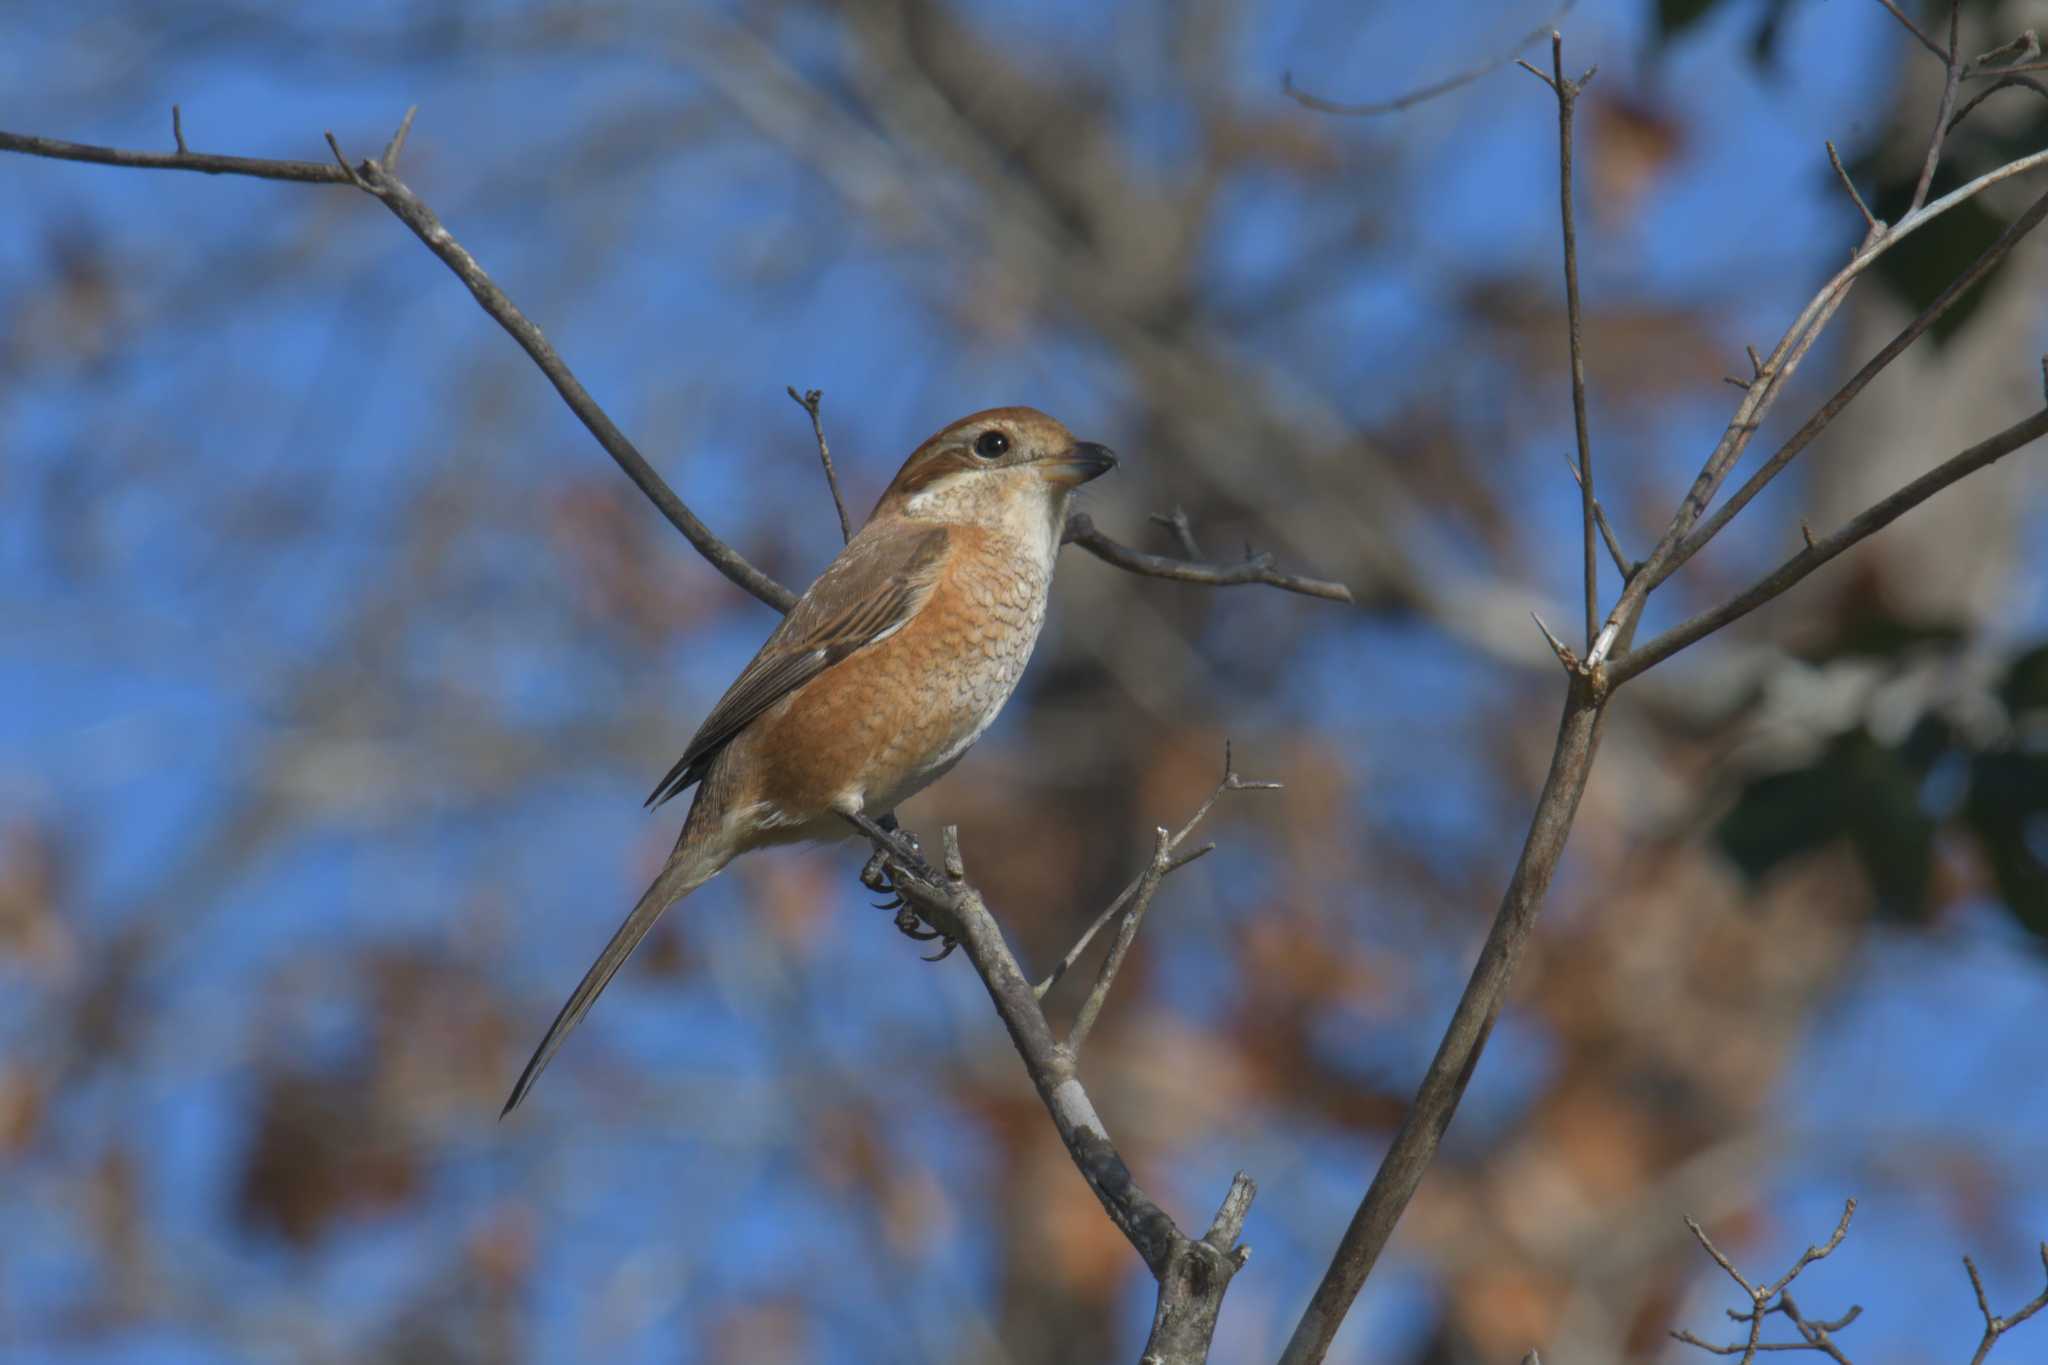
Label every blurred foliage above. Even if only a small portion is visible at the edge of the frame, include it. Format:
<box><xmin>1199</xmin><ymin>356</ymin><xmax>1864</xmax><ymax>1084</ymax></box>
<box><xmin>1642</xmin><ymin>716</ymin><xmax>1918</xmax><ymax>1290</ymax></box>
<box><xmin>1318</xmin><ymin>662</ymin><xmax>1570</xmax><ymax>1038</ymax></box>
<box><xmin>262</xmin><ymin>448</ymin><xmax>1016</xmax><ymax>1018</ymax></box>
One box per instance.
<box><xmin>1719</xmin><ymin>614</ymin><xmax>2048</xmax><ymax>939</ymax></box>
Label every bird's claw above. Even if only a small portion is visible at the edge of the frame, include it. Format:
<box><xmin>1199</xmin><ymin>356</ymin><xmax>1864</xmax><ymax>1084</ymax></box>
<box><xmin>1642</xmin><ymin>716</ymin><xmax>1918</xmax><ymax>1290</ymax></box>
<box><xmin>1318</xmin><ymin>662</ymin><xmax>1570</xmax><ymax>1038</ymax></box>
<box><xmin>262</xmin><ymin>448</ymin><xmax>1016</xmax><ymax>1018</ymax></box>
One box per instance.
<box><xmin>852</xmin><ymin>818</ymin><xmax>952</xmax><ymax>954</ymax></box>
<box><xmin>890</xmin><ymin>906</ymin><xmax>958</xmax><ymax>959</ymax></box>
<box><xmin>859</xmin><ymin>848</ymin><xmax>896</xmax><ymax>895</ymax></box>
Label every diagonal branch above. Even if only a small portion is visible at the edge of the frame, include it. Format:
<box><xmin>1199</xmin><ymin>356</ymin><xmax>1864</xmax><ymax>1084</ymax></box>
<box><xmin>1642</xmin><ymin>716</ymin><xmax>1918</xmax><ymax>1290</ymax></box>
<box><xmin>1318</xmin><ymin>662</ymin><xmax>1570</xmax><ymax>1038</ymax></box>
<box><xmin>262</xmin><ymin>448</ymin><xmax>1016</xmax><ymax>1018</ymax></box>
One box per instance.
<box><xmin>863</xmin><ymin>827</ymin><xmax>1255</xmax><ymax>1363</ymax></box>
<box><xmin>1582</xmin><ymin>126</ymin><xmax>2048</xmax><ymax>667</ymax></box>
<box><xmin>1672</xmin><ymin>1200</ymin><xmax>1860</xmax><ymax>1363</ymax></box>
<box><xmin>1037</xmin><ymin>747</ymin><xmax>1277</xmax><ymax>1002</ymax></box>
<box><xmin>1966</xmin><ymin>1243</ymin><xmax>2048</xmax><ymax>1365</ymax></box>
<box><xmin>1058</xmin><ymin>751</ymin><xmax>1279</xmax><ymax>1053</ymax></box>
<box><xmin>1562</xmin><ymin>452</ymin><xmax>1634</xmax><ymax>579</ymax></box>
<box><xmin>1280</xmin><ymin>675</ymin><xmax>1611</xmax><ymax>1364</ymax></box>
<box><xmin>1612</xmin><ymin>406</ymin><xmax>2048</xmax><ymax>685</ymax></box>
<box><xmin>1651</xmin><ymin>180</ymin><xmax>2048</xmax><ymax>590</ymax></box>
<box><xmin>1282</xmin><ymin>0</ymin><xmax>1575</xmax><ymax>117</ymax></box>
<box><xmin>1066</xmin><ymin>826</ymin><xmax>1173</xmax><ymax>1056</ymax></box>
<box><xmin>1062</xmin><ymin>511</ymin><xmax>1355</xmax><ymax>604</ymax></box>
<box><xmin>0</xmin><ymin>115</ymin><xmax>800</xmax><ymax>613</ymax></box>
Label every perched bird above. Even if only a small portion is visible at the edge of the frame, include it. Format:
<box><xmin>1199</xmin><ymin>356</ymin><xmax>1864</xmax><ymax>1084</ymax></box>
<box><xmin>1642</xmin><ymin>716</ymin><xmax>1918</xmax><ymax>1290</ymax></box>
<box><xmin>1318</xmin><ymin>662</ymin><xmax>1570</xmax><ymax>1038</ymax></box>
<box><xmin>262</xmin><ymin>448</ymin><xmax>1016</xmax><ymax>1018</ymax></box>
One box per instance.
<box><xmin>502</xmin><ymin>407</ymin><xmax>1116</xmax><ymax>1115</ymax></box>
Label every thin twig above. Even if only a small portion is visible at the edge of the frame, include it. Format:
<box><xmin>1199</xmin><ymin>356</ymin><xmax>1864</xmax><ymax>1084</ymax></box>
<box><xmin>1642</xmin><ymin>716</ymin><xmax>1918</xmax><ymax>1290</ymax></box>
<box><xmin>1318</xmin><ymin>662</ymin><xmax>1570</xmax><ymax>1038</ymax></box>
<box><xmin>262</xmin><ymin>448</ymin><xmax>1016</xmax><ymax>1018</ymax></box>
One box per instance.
<box><xmin>1908</xmin><ymin>3</ymin><xmax>1964</xmax><ymax>215</ymax></box>
<box><xmin>1614</xmin><ymin>406</ymin><xmax>2048</xmax><ymax>684</ymax></box>
<box><xmin>1531</xmin><ymin>611</ymin><xmax>1577</xmax><ymax>669</ymax></box>
<box><xmin>1562</xmin><ymin>451</ymin><xmax>1633</xmax><ymax>577</ymax></box>
<box><xmin>1874</xmin><ymin>0</ymin><xmax>1949</xmax><ymax>64</ymax></box>
<box><xmin>170</xmin><ymin>105</ymin><xmax>186</xmax><ymax>156</ymax></box>
<box><xmin>1066</xmin><ymin>826</ymin><xmax>1171</xmax><ymax>1055</ymax></box>
<box><xmin>0</xmin><ymin>126</ymin><xmax>349</xmax><ymax>181</ymax></box>
<box><xmin>1521</xmin><ymin>32</ymin><xmax>1600</xmax><ymax>648</ymax></box>
<box><xmin>1653</xmin><ymin>181</ymin><xmax>2048</xmax><ymax>591</ymax></box>
<box><xmin>1282</xmin><ymin>0</ymin><xmax>1575</xmax><ymax>116</ymax></box>
<box><xmin>1950</xmin><ymin>77</ymin><xmax>2048</xmax><ymax>134</ymax></box>
<box><xmin>861</xmin><ymin>830</ymin><xmax>1257</xmax><ymax>1359</ymax></box>
<box><xmin>327</xmin><ymin>125</ymin><xmax>800</xmax><ymax>610</ymax></box>
<box><xmin>0</xmin><ymin>115</ymin><xmax>800</xmax><ymax>612</ymax></box>
<box><xmin>1673</xmin><ymin>1201</ymin><xmax>1859</xmax><ymax>1363</ymax></box>
<box><xmin>1970</xmin><ymin>31</ymin><xmax>2043</xmax><ymax>72</ymax></box>
<box><xmin>1582</xmin><ymin>129</ymin><xmax>2048</xmax><ymax>669</ymax></box>
<box><xmin>786</xmin><ymin>386</ymin><xmax>853</xmax><ymax>544</ymax></box>
<box><xmin>1965</xmin><ymin>1243</ymin><xmax>2048</xmax><ymax>1365</ymax></box>
<box><xmin>382</xmin><ymin>104</ymin><xmax>417</xmax><ymax>172</ymax></box>
<box><xmin>1149</xmin><ymin>506</ymin><xmax>1206</xmax><ymax>560</ymax></box>
<box><xmin>1063</xmin><ymin>511</ymin><xmax>1355</xmax><ymax>604</ymax></box>
<box><xmin>1035</xmin><ymin>745</ymin><xmax>1278</xmax><ymax>1001</ymax></box>
<box><xmin>1825</xmin><ymin>140</ymin><xmax>1880</xmax><ymax>230</ymax></box>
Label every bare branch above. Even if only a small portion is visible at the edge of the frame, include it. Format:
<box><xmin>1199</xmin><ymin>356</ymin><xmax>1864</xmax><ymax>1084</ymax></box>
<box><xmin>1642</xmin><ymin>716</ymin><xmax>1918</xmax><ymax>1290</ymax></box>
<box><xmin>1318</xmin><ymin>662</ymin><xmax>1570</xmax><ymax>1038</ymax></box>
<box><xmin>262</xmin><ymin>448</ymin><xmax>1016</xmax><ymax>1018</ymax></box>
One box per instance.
<box><xmin>1657</xmin><ymin>181</ymin><xmax>2048</xmax><ymax>587</ymax></box>
<box><xmin>1970</xmin><ymin>31</ymin><xmax>2043</xmax><ymax>72</ymax></box>
<box><xmin>0</xmin><ymin>115</ymin><xmax>800</xmax><ymax>613</ymax></box>
<box><xmin>1674</xmin><ymin>1201</ymin><xmax>1859</xmax><ymax>1363</ymax></box>
<box><xmin>1282</xmin><ymin>1</ymin><xmax>1575</xmax><ymax>116</ymax></box>
<box><xmin>0</xmin><ymin>125</ymin><xmax>349</xmax><ymax>182</ymax></box>
<box><xmin>1825</xmin><ymin>140</ymin><xmax>1880</xmax><ymax>230</ymax></box>
<box><xmin>786</xmin><ymin>386</ymin><xmax>853</xmax><ymax>544</ymax></box>
<box><xmin>1150</xmin><ymin>506</ymin><xmax>1206</xmax><ymax>561</ymax></box>
<box><xmin>1062</xmin><ymin>510</ymin><xmax>1355</xmax><ymax>604</ymax></box>
<box><xmin>1873</xmin><ymin>0</ymin><xmax>1949</xmax><ymax>64</ymax></box>
<box><xmin>1907</xmin><ymin>4</ymin><xmax>1964</xmax><ymax>215</ymax></box>
<box><xmin>1763</xmin><ymin>1200</ymin><xmax>1857</xmax><ymax>1299</ymax></box>
<box><xmin>1949</xmin><ymin>76</ymin><xmax>2048</xmax><ymax>135</ymax></box>
<box><xmin>1615</xmin><ymin>406</ymin><xmax>2048</xmax><ymax>685</ymax></box>
<box><xmin>1281</xmin><ymin>678</ymin><xmax>1610</xmax><ymax>1364</ymax></box>
<box><xmin>856</xmin><ymin>828</ymin><xmax>1254</xmax><ymax>1361</ymax></box>
<box><xmin>1966</xmin><ymin>1243</ymin><xmax>2048</xmax><ymax>1365</ymax></box>
<box><xmin>170</xmin><ymin>105</ymin><xmax>186</xmax><ymax>156</ymax></box>
<box><xmin>381</xmin><ymin>104</ymin><xmax>417</xmax><ymax>172</ymax></box>
<box><xmin>1562</xmin><ymin>451</ymin><xmax>1634</xmax><ymax>578</ymax></box>
<box><xmin>1036</xmin><ymin>745</ymin><xmax>1278</xmax><ymax>1001</ymax></box>
<box><xmin>1067</xmin><ymin>826</ymin><xmax>1171</xmax><ymax>1056</ymax></box>
<box><xmin>1531</xmin><ymin>611</ymin><xmax>1577</xmax><ymax>670</ymax></box>
<box><xmin>1521</xmin><ymin>31</ymin><xmax>1601</xmax><ymax>648</ymax></box>
<box><xmin>1584</xmin><ymin>134</ymin><xmax>2048</xmax><ymax>668</ymax></box>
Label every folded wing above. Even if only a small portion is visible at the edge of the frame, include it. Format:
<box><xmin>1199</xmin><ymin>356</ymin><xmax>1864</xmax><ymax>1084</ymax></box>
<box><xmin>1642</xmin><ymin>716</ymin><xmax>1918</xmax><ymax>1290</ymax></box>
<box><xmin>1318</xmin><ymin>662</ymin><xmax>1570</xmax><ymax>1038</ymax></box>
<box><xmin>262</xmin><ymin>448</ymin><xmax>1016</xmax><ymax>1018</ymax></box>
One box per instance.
<box><xmin>645</xmin><ymin>524</ymin><xmax>951</xmax><ymax>808</ymax></box>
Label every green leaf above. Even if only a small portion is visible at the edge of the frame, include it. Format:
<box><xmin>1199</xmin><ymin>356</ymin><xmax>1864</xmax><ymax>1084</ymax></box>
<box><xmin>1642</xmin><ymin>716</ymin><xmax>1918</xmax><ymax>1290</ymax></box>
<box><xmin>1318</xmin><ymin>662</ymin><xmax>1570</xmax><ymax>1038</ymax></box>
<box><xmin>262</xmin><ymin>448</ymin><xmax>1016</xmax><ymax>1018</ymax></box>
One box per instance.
<box><xmin>1717</xmin><ymin>760</ymin><xmax>1845</xmax><ymax>882</ymax></box>
<box><xmin>1999</xmin><ymin>643</ymin><xmax>2048</xmax><ymax>715</ymax></box>
<box><xmin>1964</xmin><ymin>751</ymin><xmax>2048</xmax><ymax>939</ymax></box>
<box><xmin>1717</xmin><ymin>732</ymin><xmax>1937</xmax><ymax>921</ymax></box>
<box><xmin>1655</xmin><ymin>0</ymin><xmax>1726</xmax><ymax>43</ymax></box>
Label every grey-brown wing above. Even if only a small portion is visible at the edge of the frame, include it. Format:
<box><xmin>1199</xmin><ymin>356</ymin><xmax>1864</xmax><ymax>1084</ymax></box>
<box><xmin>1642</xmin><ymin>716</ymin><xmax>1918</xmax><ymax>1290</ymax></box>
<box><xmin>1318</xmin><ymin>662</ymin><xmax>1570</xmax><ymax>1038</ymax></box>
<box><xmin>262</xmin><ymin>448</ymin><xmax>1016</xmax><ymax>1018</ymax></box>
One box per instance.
<box><xmin>645</xmin><ymin>526</ymin><xmax>950</xmax><ymax>808</ymax></box>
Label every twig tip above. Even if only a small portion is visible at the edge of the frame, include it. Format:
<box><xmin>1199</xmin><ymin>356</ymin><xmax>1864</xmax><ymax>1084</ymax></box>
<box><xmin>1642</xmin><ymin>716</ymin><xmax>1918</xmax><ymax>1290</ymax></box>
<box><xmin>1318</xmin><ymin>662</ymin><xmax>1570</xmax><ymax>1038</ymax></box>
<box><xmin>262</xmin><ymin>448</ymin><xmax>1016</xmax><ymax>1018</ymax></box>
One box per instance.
<box><xmin>1530</xmin><ymin>611</ymin><xmax>1577</xmax><ymax>668</ymax></box>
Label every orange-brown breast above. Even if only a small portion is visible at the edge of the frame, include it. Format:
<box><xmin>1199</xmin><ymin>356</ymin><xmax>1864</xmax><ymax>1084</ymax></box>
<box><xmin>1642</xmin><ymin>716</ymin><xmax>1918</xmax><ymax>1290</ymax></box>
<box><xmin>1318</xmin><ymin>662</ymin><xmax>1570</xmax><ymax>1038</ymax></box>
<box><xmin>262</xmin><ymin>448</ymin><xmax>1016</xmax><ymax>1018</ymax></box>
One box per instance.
<box><xmin>721</xmin><ymin>522</ymin><xmax>1052</xmax><ymax>836</ymax></box>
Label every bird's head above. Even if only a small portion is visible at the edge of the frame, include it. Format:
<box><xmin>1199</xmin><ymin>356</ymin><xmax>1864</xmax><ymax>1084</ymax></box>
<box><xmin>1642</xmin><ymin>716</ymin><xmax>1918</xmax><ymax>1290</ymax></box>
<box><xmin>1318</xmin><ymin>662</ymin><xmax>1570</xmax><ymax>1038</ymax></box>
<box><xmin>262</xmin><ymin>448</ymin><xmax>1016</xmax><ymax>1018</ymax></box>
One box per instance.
<box><xmin>871</xmin><ymin>407</ymin><xmax>1116</xmax><ymax>539</ymax></box>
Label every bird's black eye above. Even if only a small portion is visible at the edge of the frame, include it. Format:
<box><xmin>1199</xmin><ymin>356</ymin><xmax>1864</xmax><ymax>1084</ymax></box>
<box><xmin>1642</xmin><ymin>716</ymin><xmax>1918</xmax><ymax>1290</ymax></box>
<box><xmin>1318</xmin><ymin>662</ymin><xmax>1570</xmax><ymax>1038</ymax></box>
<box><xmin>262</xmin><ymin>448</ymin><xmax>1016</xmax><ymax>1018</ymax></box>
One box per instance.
<box><xmin>973</xmin><ymin>430</ymin><xmax>1011</xmax><ymax>460</ymax></box>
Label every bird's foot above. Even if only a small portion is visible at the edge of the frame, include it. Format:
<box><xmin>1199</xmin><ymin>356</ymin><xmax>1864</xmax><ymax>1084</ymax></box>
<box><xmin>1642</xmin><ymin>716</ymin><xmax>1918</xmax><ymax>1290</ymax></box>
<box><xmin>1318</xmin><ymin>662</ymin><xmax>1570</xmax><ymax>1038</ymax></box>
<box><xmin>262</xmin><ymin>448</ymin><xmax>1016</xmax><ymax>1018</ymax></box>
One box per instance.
<box><xmin>849</xmin><ymin>813</ymin><xmax>938</xmax><ymax>889</ymax></box>
<box><xmin>859</xmin><ymin>820</ymin><xmax>927</xmax><ymax>907</ymax></box>
<box><xmin>845</xmin><ymin>813</ymin><xmax>957</xmax><ymax>959</ymax></box>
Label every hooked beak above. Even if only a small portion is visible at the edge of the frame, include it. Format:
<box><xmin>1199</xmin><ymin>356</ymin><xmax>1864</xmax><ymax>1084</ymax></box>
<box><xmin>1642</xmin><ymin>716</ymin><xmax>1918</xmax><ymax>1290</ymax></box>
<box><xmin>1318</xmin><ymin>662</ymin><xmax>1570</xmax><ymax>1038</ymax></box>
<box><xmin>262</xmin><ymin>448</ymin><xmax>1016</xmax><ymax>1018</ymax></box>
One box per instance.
<box><xmin>1041</xmin><ymin>440</ymin><xmax>1118</xmax><ymax>487</ymax></box>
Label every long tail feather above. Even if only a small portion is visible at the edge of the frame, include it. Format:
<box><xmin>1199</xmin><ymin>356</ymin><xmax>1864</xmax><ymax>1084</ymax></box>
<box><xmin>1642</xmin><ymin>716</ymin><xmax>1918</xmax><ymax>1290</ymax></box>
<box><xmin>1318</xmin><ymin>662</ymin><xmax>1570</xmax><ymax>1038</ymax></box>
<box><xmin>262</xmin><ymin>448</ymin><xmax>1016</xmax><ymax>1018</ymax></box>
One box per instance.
<box><xmin>501</xmin><ymin>841</ymin><xmax>725</xmax><ymax>1117</ymax></box>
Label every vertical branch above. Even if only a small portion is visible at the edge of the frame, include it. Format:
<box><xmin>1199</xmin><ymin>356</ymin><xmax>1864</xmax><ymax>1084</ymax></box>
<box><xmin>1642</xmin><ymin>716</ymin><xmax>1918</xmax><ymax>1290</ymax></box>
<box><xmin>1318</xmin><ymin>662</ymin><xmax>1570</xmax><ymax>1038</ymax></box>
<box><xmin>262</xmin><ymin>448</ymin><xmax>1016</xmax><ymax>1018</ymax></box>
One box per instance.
<box><xmin>1280</xmin><ymin>681</ymin><xmax>1610</xmax><ymax>1364</ymax></box>
<box><xmin>787</xmin><ymin>385</ymin><xmax>853</xmax><ymax>544</ymax></box>
<box><xmin>1909</xmin><ymin>2</ymin><xmax>1965</xmax><ymax>214</ymax></box>
<box><xmin>1523</xmin><ymin>33</ymin><xmax>1602</xmax><ymax>650</ymax></box>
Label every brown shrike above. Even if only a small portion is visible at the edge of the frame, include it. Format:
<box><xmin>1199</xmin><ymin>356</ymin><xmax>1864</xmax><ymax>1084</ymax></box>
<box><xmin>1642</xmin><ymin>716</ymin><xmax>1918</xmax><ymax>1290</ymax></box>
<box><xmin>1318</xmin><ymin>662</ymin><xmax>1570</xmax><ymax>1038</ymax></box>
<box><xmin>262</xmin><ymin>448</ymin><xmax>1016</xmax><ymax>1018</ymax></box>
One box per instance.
<box><xmin>503</xmin><ymin>407</ymin><xmax>1116</xmax><ymax>1114</ymax></box>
